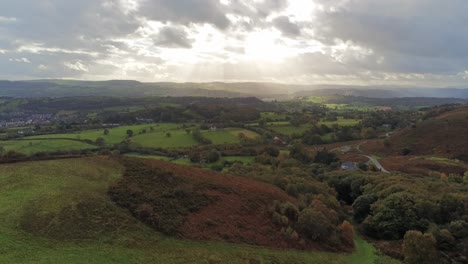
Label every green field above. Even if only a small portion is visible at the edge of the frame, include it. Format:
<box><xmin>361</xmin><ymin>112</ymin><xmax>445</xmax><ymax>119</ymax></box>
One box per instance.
<box><xmin>260</xmin><ymin>112</ymin><xmax>288</xmax><ymax>121</ymax></box>
<box><xmin>305</xmin><ymin>96</ymin><xmax>328</xmax><ymax>103</ymax></box>
<box><xmin>25</xmin><ymin>125</ymin><xmax>258</xmax><ymax>149</ymax></box>
<box><xmin>0</xmin><ymin>158</ymin><xmax>398</xmax><ymax>263</ymax></box>
<box><xmin>26</xmin><ymin>123</ymin><xmax>183</xmax><ymax>145</ymax></box>
<box><xmin>0</xmin><ymin>139</ymin><xmax>97</xmax><ymax>155</ymax></box>
<box><xmin>268</xmin><ymin>118</ymin><xmax>360</xmax><ymax>136</ymax></box>
<box><xmin>132</xmin><ymin>130</ymin><xmax>199</xmax><ymax>149</ymax></box>
<box><xmin>202</xmin><ymin>128</ymin><xmax>259</xmax><ymax>144</ymax></box>
<box><xmin>319</xmin><ymin>117</ymin><xmax>361</xmax><ymax>127</ymax></box>
<box><xmin>325</xmin><ymin>104</ymin><xmax>383</xmax><ymax>111</ymax></box>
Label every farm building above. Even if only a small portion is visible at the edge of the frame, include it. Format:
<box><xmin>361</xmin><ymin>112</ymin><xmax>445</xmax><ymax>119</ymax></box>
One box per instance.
<box><xmin>341</xmin><ymin>162</ymin><xmax>358</xmax><ymax>171</ymax></box>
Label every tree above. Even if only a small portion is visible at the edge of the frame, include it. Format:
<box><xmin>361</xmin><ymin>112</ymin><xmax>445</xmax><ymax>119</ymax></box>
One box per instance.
<box><xmin>259</xmin><ymin>119</ymin><xmax>266</xmax><ymax>128</ymax></box>
<box><xmin>126</xmin><ymin>129</ymin><xmax>134</xmax><ymax>138</ymax></box>
<box><xmin>403</xmin><ymin>231</ymin><xmax>439</xmax><ymax>264</ymax></box>
<box><xmin>360</xmin><ymin>127</ymin><xmax>376</xmax><ymax>139</ymax></box>
<box><xmin>95</xmin><ymin>137</ymin><xmax>106</xmax><ymax>147</ymax></box>
<box><xmin>103</xmin><ymin>129</ymin><xmax>109</xmax><ymax>135</ymax></box>
<box><xmin>362</xmin><ymin>193</ymin><xmax>422</xmax><ymax>239</ymax></box>
<box><xmin>296</xmin><ymin>209</ymin><xmax>334</xmax><ymax>241</ymax></box>
<box><xmin>314</xmin><ymin>148</ymin><xmax>339</xmax><ymax>165</ymax></box>
<box><xmin>340</xmin><ymin>221</ymin><xmax>355</xmax><ymax>247</ymax></box>
<box><xmin>352</xmin><ymin>194</ymin><xmax>377</xmax><ymax>223</ymax></box>
<box><xmin>205</xmin><ymin>150</ymin><xmax>220</xmax><ymax>163</ymax></box>
<box><xmin>448</xmin><ymin>220</ymin><xmax>468</xmax><ymax>239</ymax></box>
<box><xmin>289</xmin><ymin>143</ymin><xmax>311</xmax><ymax>163</ymax></box>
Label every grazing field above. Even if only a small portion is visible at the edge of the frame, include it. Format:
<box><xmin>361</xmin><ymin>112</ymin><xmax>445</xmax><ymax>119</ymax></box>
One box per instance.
<box><xmin>26</xmin><ymin>123</ymin><xmax>184</xmax><ymax>145</ymax></box>
<box><xmin>268</xmin><ymin>118</ymin><xmax>360</xmax><ymax>136</ymax></box>
<box><xmin>0</xmin><ymin>139</ymin><xmax>97</xmax><ymax>154</ymax></box>
<box><xmin>202</xmin><ymin>128</ymin><xmax>259</xmax><ymax>144</ymax></box>
<box><xmin>132</xmin><ymin>130</ymin><xmax>199</xmax><ymax>149</ymax></box>
<box><xmin>319</xmin><ymin>117</ymin><xmax>361</xmax><ymax>127</ymax></box>
<box><xmin>305</xmin><ymin>96</ymin><xmax>328</xmax><ymax>103</ymax></box>
<box><xmin>0</xmin><ymin>157</ymin><xmax>398</xmax><ymax>264</ymax></box>
<box><xmin>260</xmin><ymin>112</ymin><xmax>288</xmax><ymax>121</ymax></box>
<box><xmin>325</xmin><ymin>104</ymin><xmax>384</xmax><ymax>111</ymax></box>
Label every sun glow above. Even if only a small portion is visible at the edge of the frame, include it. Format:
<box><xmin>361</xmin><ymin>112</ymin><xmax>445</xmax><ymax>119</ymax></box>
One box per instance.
<box><xmin>244</xmin><ymin>30</ymin><xmax>293</xmax><ymax>63</ymax></box>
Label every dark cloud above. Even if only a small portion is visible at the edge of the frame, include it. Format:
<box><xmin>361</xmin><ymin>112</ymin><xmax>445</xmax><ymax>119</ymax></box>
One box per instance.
<box><xmin>138</xmin><ymin>0</ymin><xmax>230</xmax><ymax>29</ymax></box>
<box><xmin>314</xmin><ymin>0</ymin><xmax>468</xmax><ymax>74</ymax></box>
<box><xmin>154</xmin><ymin>26</ymin><xmax>192</xmax><ymax>48</ymax></box>
<box><xmin>0</xmin><ymin>0</ymin><xmax>139</xmax><ymax>47</ymax></box>
<box><xmin>273</xmin><ymin>16</ymin><xmax>300</xmax><ymax>37</ymax></box>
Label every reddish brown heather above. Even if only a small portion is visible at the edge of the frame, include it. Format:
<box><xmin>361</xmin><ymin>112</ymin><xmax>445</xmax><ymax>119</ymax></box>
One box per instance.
<box><xmin>142</xmin><ymin>159</ymin><xmax>309</xmax><ymax>249</ymax></box>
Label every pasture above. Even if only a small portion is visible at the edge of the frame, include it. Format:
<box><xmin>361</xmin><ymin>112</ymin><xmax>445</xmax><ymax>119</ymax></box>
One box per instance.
<box><xmin>26</xmin><ymin>123</ymin><xmax>184</xmax><ymax>145</ymax></box>
<box><xmin>202</xmin><ymin>128</ymin><xmax>259</xmax><ymax>144</ymax></box>
<box><xmin>0</xmin><ymin>139</ymin><xmax>97</xmax><ymax>155</ymax></box>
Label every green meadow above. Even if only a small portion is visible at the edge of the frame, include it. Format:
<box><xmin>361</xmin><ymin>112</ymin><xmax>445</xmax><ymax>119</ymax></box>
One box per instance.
<box><xmin>0</xmin><ymin>139</ymin><xmax>97</xmax><ymax>155</ymax></box>
<box><xmin>26</xmin><ymin>123</ymin><xmax>184</xmax><ymax>145</ymax></box>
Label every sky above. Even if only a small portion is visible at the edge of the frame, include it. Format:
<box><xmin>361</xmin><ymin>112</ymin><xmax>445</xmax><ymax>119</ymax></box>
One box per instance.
<box><xmin>1</xmin><ymin>0</ymin><xmax>468</xmax><ymax>86</ymax></box>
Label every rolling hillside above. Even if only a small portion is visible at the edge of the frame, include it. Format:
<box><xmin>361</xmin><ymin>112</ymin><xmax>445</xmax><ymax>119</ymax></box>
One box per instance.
<box><xmin>387</xmin><ymin>106</ymin><xmax>468</xmax><ymax>160</ymax></box>
<box><xmin>0</xmin><ymin>157</ymin><xmax>398</xmax><ymax>263</ymax></box>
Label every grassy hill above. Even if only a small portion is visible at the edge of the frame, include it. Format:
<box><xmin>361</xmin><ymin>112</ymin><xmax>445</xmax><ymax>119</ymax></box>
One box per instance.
<box><xmin>0</xmin><ymin>157</ymin><xmax>398</xmax><ymax>263</ymax></box>
<box><xmin>388</xmin><ymin>106</ymin><xmax>468</xmax><ymax>160</ymax></box>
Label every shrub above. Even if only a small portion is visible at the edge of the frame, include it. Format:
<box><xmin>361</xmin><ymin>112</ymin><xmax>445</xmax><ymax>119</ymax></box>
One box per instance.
<box><xmin>352</xmin><ymin>194</ymin><xmax>377</xmax><ymax>223</ymax></box>
<box><xmin>403</xmin><ymin>231</ymin><xmax>439</xmax><ymax>264</ymax></box>
<box><xmin>339</xmin><ymin>221</ymin><xmax>355</xmax><ymax>247</ymax></box>
<box><xmin>448</xmin><ymin>220</ymin><xmax>468</xmax><ymax>238</ymax></box>
<box><xmin>296</xmin><ymin>209</ymin><xmax>334</xmax><ymax>241</ymax></box>
<box><xmin>435</xmin><ymin>229</ymin><xmax>455</xmax><ymax>250</ymax></box>
<box><xmin>401</xmin><ymin>147</ymin><xmax>412</xmax><ymax>156</ymax></box>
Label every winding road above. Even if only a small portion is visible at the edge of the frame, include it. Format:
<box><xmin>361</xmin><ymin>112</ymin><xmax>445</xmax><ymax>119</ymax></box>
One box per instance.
<box><xmin>360</xmin><ymin>155</ymin><xmax>390</xmax><ymax>173</ymax></box>
<box><xmin>330</xmin><ymin>140</ymin><xmax>391</xmax><ymax>173</ymax></box>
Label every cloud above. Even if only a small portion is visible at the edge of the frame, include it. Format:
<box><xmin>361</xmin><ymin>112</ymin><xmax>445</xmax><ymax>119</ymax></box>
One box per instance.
<box><xmin>314</xmin><ymin>0</ymin><xmax>468</xmax><ymax>74</ymax></box>
<box><xmin>1</xmin><ymin>0</ymin><xmax>468</xmax><ymax>86</ymax></box>
<box><xmin>0</xmin><ymin>16</ymin><xmax>17</xmax><ymax>23</ymax></box>
<box><xmin>64</xmin><ymin>61</ymin><xmax>89</xmax><ymax>72</ymax></box>
<box><xmin>9</xmin><ymin>57</ymin><xmax>31</xmax><ymax>63</ymax></box>
<box><xmin>273</xmin><ymin>16</ymin><xmax>301</xmax><ymax>37</ymax></box>
<box><xmin>138</xmin><ymin>0</ymin><xmax>230</xmax><ymax>29</ymax></box>
<box><xmin>154</xmin><ymin>26</ymin><xmax>193</xmax><ymax>48</ymax></box>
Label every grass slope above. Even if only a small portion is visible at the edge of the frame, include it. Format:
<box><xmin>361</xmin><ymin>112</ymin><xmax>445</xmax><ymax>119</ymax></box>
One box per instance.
<box><xmin>0</xmin><ymin>139</ymin><xmax>97</xmax><ymax>154</ymax></box>
<box><xmin>0</xmin><ymin>157</ymin><xmax>397</xmax><ymax>263</ymax></box>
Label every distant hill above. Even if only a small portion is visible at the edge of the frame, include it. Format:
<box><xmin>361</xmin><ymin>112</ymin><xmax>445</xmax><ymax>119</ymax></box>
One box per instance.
<box><xmin>1</xmin><ymin>80</ymin><xmax>468</xmax><ymax>99</ymax></box>
<box><xmin>293</xmin><ymin>86</ymin><xmax>468</xmax><ymax>99</ymax></box>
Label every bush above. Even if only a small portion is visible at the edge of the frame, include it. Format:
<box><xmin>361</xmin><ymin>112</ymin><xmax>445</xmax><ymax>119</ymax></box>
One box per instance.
<box><xmin>435</xmin><ymin>229</ymin><xmax>455</xmax><ymax>250</ymax></box>
<box><xmin>352</xmin><ymin>194</ymin><xmax>378</xmax><ymax>223</ymax></box>
<box><xmin>362</xmin><ymin>193</ymin><xmax>423</xmax><ymax>239</ymax></box>
<box><xmin>448</xmin><ymin>220</ymin><xmax>468</xmax><ymax>238</ymax></box>
<box><xmin>296</xmin><ymin>209</ymin><xmax>334</xmax><ymax>241</ymax></box>
<box><xmin>403</xmin><ymin>231</ymin><xmax>439</xmax><ymax>264</ymax></box>
<box><xmin>401</xmin><ymin>147</ymin><xmax>412</xmax><ymax>156</ymax></box>
<box><xmin>339</xmin><ymin>221</ymin><xmax>355</xmax><ymax>247</ymax></box>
